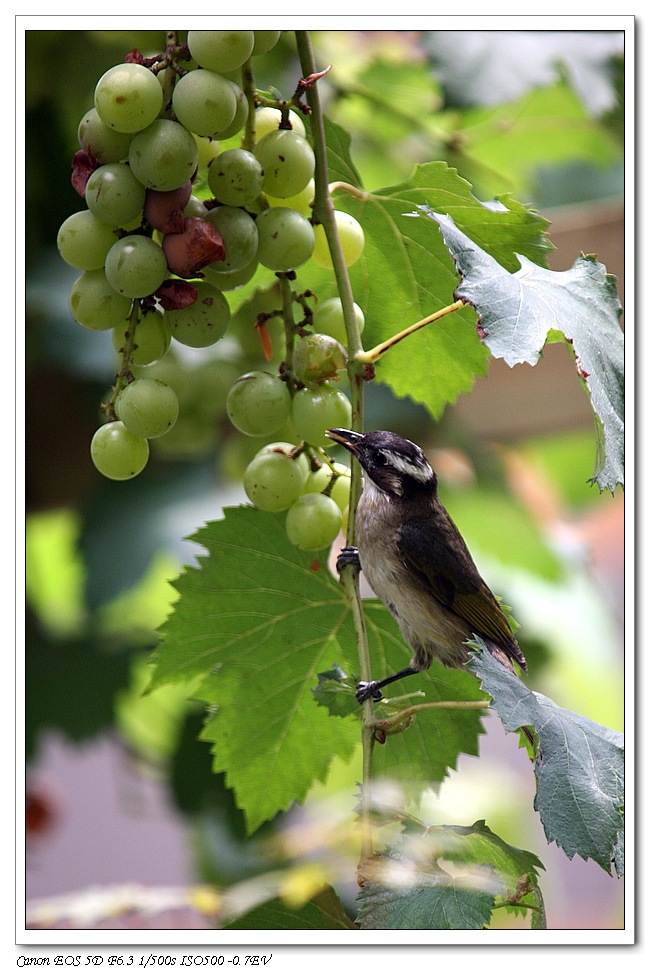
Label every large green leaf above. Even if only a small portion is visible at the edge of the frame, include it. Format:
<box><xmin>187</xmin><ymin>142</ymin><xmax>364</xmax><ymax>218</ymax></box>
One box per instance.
<box><xmin>468</xmin><ymin>645</ymin><xmax>624</xmax><ymax>877</ymax></box>
<box><xmin>422</xmin><ymin>210</ymin><xmax>624</xmax><ymax>491</ymax></box>
<box><xmin>335</xmin><ymin>162</ymin><xmax>551</xmax><ymax>418</ymax></box>
<box><xmin>151</xmin><ymin>506</ymin><xmax>486</xmax><ymax>830</ymax></box>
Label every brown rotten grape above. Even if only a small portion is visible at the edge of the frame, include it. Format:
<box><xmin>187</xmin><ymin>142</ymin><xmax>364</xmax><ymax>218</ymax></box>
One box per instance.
<box><xmin>144</xmin><ymin>182</ymin><xmax>192</xmax><ymax>234</ymax></box>
<box><xmin>162</xmin><ymin>217</ymin><xmax>225</xmax><ymax>278</ymax></box>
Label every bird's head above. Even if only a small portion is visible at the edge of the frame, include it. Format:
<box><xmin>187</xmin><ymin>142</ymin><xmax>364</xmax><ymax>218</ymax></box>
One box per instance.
<box><xmin>326</xmin><ymin>428</ymin><xmax>437</xmax><ymax>498</ymax></box>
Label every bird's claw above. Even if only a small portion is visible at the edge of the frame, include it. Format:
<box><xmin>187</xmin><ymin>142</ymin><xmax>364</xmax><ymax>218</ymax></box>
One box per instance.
<box><xmin>336</xmin><ymin>545</ymin><xmax>360</xmax><ymax>574</ymax></box>
<box><xmin>356</xmin><ymin>681</ymin><xmax>384</xmax><ymax>704</ymax></box>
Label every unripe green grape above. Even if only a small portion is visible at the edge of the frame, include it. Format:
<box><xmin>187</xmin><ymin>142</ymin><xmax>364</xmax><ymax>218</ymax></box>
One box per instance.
<box><xmin>113</xmin><ymin>309</ymin><xmax>171</xmax><ymax>365</ymax></box>
<box><xmin>293</xmin><ymin>333</ymin><xmax>347</xmax><ymax>384</ymax></box>
<box><xmin>116</xmin><ymin>377</ymin><xmax>179</xmax><ymax>439</ymax></box>
<box><xmin>94</xmin><ymin>63</ymin><xmax>163</xmax><ymax>133</ymax></box>
<box><xmin>69</xmin><ymin>269</ymin><xmax>133</xmax><ymax>331</ymax></box>
<box><xmin>257</xmin><ymin>442</ymin><xmax>311</xmax><ymax>479</ymax></box>
<box><xmin>313</xmin><ymin>297</ymin><xmax>365</xmax><ymax>345</ymax></box>
<box><xmin>90</xmin><ymin>420</ymin><xmax>150</xmax><ymax>480</ymax></box>
<box><xmin>226</xmin><ymin>371</ymin><xmax>292</xmax><ymax>437</ymax></box>
<box><xmin>84</xmin><ymin>163</ymin><xmax>146</xmax><ymax>228</ymax></box>
<box><xmin>57</xmin><ymin>211</ymin><xmax>120</xmax><ymax>270</ymax></box>
<box><xmin>203</xmin><ymin>255</ymin><xmax>259</xmax><ymax>293</ymax></box>
<box><xmin>313</xmin><ymin>211</ymin><xmax>365</xmax><ymax>269</ymax></box>
<box><xmin>266</xmin><ymin>178</ymin><xmax>314</xmax><ymax>215</ymax></box>
<box><xmin>205</xmin><ymin>205</ymin><xmax>258</xmax><ymax>272</ymax></box>
<box><xmin>172</xmin><ymin>69</ymin><xmax>237</xmax><ymax>138</ymax></box>
<box><xmin>129</xmin><ymin>119</ymin><xmax>199</xmax><ymax>191</ymax></box>
<box><xmin>165</xmin><ymin>281</ymin><xmax>231</xmax><ymax>348</ymax></box>
<box><xmin>255</xmin><ymin>207</ymin><xmax>315</xmax><ymax>272</ymax></box>
<box><xmin>214</xmin><ymin>81</ymin><xmax>248</xmax><ymax>140</ymax></box>
<box><xmin>291</xmin><ymin>384</ymin><xmax>352</xmax><ymax>447</ymax></box>
<box><xmin>105</xmin><ymin>235</ymin><xmax>168</xmax><ymax>299</ymax></box>
<box><xmin>254</xmin><ymin>106</ymin><xmax>306</xmax><ymax>140</ymax></box>
<box><xmin>184</xmin><ymin>195</ymin><xmax>209</xmax><ymax>219</ymax></box>
<box><xmin>187</xmin><ymin>30</ymin><xmax>255</xmax><ymax>73</ymax></box>
<box><xmin>208</xmin><ymin>148</ymin><xmax>264</xmax><ymax>207</ymax></box>
<box><xmin>251</xmin><ymin>31</ymin><xmax>281</xmax><ymax>56</ymax></box>
<box><xmin>77</xmin><ymin>108</ymin><xmax>133</xmax><ymax>163</ymax></box>
<box><xmin>243</xmin><ymin>448</ymin><xmax>308</xmax><ymax>512</ymax></box>
<box><xmin>302</xmin><ymin>463</ymin><xmax>351</xmax><ymax>512</ymax></box>
<box><xmin>285</xmin><ymin>493</ymin><xmax>342</xmax><ymax>552</ymax></box>
<box><xmin>193</xmin><ymin>135</ymin><xmax>221</xmax><ymax>172</ymax></box>
<box><xmin>255</xmin><ymin>129</ymin><xmax>315</xmax><ymax>199</ymax></box>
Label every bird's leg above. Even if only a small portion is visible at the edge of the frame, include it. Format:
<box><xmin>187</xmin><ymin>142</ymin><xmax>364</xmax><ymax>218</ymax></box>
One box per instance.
<box><xmin>356</xmin><ymin>666</ymin><xmax>419</xmax><ymax>704</ymax></box>
<box><xmin>336</xmin><ymin>545</ymin><xmax>361</xmax><ymax>573</ymax></box>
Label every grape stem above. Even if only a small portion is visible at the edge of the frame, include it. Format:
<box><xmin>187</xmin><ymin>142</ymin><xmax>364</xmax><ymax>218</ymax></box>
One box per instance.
<box><xmin>295</xmin><ymin>30</ymin><xmax>376</xmax><ymax>865</ymax></box>
<box><xmin>356</xmin><ymin>299</ymin><xmax>468</xmax><ymax>363</ymax></box>
<box><xmin>104</xmin><ymin>299</ymin><xmax>140</xmax><ymax>420</ymax></box>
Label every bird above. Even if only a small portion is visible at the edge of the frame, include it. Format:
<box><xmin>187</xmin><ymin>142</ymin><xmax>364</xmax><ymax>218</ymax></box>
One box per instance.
<box><xmin>325</xmin><ymin>428</ymin><xmax>527</xmax><ymax>704</ymax></box>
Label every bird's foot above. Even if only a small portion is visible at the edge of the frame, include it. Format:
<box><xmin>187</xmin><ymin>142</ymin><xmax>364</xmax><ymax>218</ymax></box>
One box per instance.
<box><xmin>356</xmin><ymin>680</ymin><xmax>384</xmax><ymax>704</ymax></box>
<box><xmin>336</xmin><ymin>545</ymin><xmax>360</xmax><ymax>574</ymax></box>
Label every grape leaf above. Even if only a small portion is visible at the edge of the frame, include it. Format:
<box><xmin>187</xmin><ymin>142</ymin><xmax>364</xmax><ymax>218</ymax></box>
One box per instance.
<box><xmin>468</xmin><ymin>644</ymin><xmax>624</xmax><ymax>876</ymax></box>
<box><xmin>356</xmin><ymin>819</ymin><xmax>545</xmax><ymax>930</ymax></box>
<box><xmin>150</xmin><ymin>507</ymin><xmax>486</xmax><ymax>830</ymax></box>
<box><xmin>420</xmin><ymin>209</ymin><xmax>624</xmax><ymax>491</ymax></box>
<box><xmin>323</xmin><ymin>115</ymin><xmax>364</xmax><ymax>188</ymax></box>
<box><xmin>149</xmin><ymin>507</ymin><xmax>359</xmax><ymax>832</ymax></box>
<box><xmin>335</xmin><ymin>161</ymin><xmax>552</xmax><ymax>418</ymax></box>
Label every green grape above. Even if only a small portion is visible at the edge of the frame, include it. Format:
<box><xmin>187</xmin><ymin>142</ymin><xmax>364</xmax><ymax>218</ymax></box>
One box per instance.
<box><xmin>165</xmin><ymin>281</ymin><xmax>231</xmax><ymax>348</ymax></box>
<box><xmin>84</xmin><ymin>163</ymin><xmax>146</xmax><ymax>228</ymax></box>
<box><xmin>193</xmin><ymin>135</ymin><xmax>221</xmax><ymax>172</ymax></box>
<box><xmin>205</xmin><ymin>205</ymin><xmax>258</xmax><ymax>272</ymax></box>
<box><xmin>129</xmin><ymin>119</ymin><xmax>199</xmax><ymax>191</ymax></box>
<box><xmin>255</xmin><ymin>129</ymin><xmax>315</xmax><ymax>199</ymax></box>
<box><xmin>214</xmin><ymin>81</ymin><xmax>248</xmax><ymax>140</ymax></box>
<box><xmin>94</xmin><ymin>63</ymin><xmax>163</xmax><ymax>133</ymax></box>
<box><xmin>202</xmin><ymin>255</ymin><xmax>259</xmax><ymax>292</ymax></box>
<box><xmin>187</xmin><ymin>30</ymin><xmax>255</xmax><ymax>73</ymax></box>
<box><xmin>251</xmin><ymin>31</ymin><xmax>281</xmax><ymax>55</ymax></box>
<box><xmin>266</xmin><ymin>178</ymin><xmax>314</xmax><ymax>215</ymax></box>
<box><xmin>243</xmin><ymin>448</ymin><xmax>308</xmax><ymax>512</ymax></box>
<box><xmin>69</xmin><ymin>269</ymin><xmax>133</xmax><ymax>331</ymax></box>
<box><xmin>285</xmin><ymin>493</ymin><xmax>342</xmax><ymax>552</ymax></box>
<box><xmin>293</xmin><ymin>333</ymin><xmax>347</xmax><ymax>384</ymax></box>
<box><xmin>116</xmin><ymin>377</ymin><xmax>179</xmax><ymax>439</ymax></box>
<box><xmin>207</xmin><ymin>148</ymin><xmax>264</xmax><ymax>207</ymax></box>
<box><xmin>57</xmin><ymin>211</ymin><xmax>120</xmax><ymax>270</ymax></box>
<box><xmin>313</xmin><ymin>211</ymin><xmax>365</xmax><ymax>269</ymax></box>
<box><xmin>254</xmin><ymin>106</ymin><xmax>306</xmax><ymax>139</ymax></box>
<box><xmin>90</xmin><ymin>420</ymin><xmax>150</xmax><ymax>480</ymax></box>
<box><xmin>257</xmin><ymin>441</ymin><xmax>311</xmax><ymax>479</ymax></box>
<box><xmin>255</xmin><ymin>207</ymin><xmax>315</xmax><ymax>271</ymax></box>
<box><xmin>302</xmin><ymin>463</ymin><xmax>351</xmax><ymax>512</ymax></box>
<box><xmin>313</xmin><ymin>296</ymin><xmax>365</xmax><ymax>345</ymax></box>
<box><xmin>291</xmin><ymin>384</ymin><xmax>352</xmax><ymax>447</ymax></box>
<box><xmin>172</xmin><ymin>69</ymin><xmax>237</xmax><ymax>138</ymax></box>
<box><xmin>113</xmin><ymin>309</ymin><xmax>171</xmax><ymax>364</ymax></box>
<box><xmin>104</xmin><ymin>235</ymin><xmax>168</xmax><ymax>299</ymax></box>
<box><xmin>226</xmin><ymin>371</ymin><xmax>292</xmax><ymax>437</ymax></box>
<box><xmin>184</xmin><ymin>195</ymin><xmax>209</xmax><ymax>219</ymax></box>
<box><xmin>77</xmin><ymin>108</ymin><xmax>133</xmax><ymax>163</ymax></box>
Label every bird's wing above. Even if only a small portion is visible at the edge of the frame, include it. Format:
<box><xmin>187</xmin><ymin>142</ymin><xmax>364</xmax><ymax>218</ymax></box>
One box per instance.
<box><xmin>398</xmin><ymin>513</ymin><xmax>517</xmax><ymax>649</ymax></box>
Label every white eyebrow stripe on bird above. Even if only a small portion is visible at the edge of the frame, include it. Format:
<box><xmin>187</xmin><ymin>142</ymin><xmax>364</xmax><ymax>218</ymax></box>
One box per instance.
<box><xmin>380</xmin><ymin>449</ymin><xmax>433</xmax><ymax>482</ymax></box>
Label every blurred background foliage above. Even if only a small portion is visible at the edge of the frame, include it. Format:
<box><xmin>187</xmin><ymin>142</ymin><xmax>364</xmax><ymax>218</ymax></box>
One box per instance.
<box><xmin>24</xmin><ymin>28</ymin><xmax>625</xmax><ymax>928</ymax></box>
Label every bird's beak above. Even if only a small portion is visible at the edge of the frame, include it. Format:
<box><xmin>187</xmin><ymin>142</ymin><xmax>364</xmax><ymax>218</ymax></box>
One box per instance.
<box><xmin>325</xmin><ymin>428</ymin><xmax>364</xmax><ymax>454</ymax></box>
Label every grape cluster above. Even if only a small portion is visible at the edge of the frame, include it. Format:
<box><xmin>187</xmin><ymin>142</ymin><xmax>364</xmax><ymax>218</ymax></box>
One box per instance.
<box><xmin>57</xmin><ymin>30</ymin><xmax>366</xmax><ymax>553</ymax></box>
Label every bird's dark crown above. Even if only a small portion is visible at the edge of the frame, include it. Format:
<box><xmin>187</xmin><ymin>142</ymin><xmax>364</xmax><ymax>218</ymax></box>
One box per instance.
<box><xmin>328</xmin><ymin>429</ymin><xmax>437</xmax><ymax>497</ymax></box>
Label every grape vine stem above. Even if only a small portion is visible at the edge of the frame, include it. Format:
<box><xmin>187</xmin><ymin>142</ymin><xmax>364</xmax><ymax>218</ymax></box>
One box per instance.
<box><xmin>295</xmin><ymin>30</ymin><xmax>376</xmax><ymax>865</ymax></box>
<box><xmin>356</xmin><ymin>299</ymin><xmax>467</xmax><ymax>363</ymax></box>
